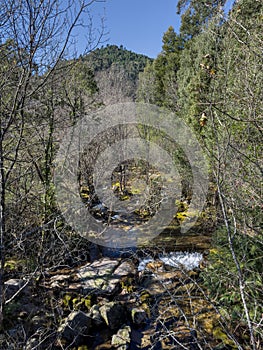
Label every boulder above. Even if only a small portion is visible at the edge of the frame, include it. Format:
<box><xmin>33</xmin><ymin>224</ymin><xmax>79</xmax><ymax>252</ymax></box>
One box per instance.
<box><xmin>77</xmin><ymin>258</ymin><xmax>118</xmax><ymax>294</ymax></box>
<box><xmin>141</xmin><ymin>269</ymin><xmax>194</xmax><ymax>295</ymax></box>
<box><xmin>76</xmin><ymin>258</ymin><xmax>135</xmax><ymax>295</ymax></box>
<box><xmin>99</xmin><ymin>302</ymin><xmax>126</xmax><ymax>330</ymax></box>
<box><xmin>88</xmin><ymin>304</ymin><xmax>104</xmax><ymax>327</ymax></box>
<box><xmin>48</xmin><ymin>274</ymin><xmax>70</xmax><ymax>289</ymax></box>
<box><xmin>58</xmin><ymin>310</ymin><xmax>91</xmax><ymax>344</ymax></box>
<box><xmin>111</xmin><ymin>325</ymin><xmax>131</xmax><ymax>349</ymax></box>
<box><xmin>43</xmin><ymin>257</ymin><xmax>136</xmax><ymax>296</ymax></box>
<box><xmin>4</xmin><ymin>279</ymin><xmax>27</xmax><ymax>300</ymax></box>
<box><xmin>106</xmin><ymin>260</ymin><xmax>135</xmax><ymax>293</ymax></box>
<box><xmin>131</xmin><ymin>307</ymin><xmax>148</xmax><ymax>326</ymax></box>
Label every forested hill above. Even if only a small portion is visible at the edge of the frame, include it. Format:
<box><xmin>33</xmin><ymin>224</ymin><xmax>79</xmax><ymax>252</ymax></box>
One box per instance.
<box><xmin>84</xmin><ymin>44</ymin><xmax>152</xmax><ymax>73</ymax></box>
<box><xmin>83</xmin><ymin>45</ymin><xmax>152</xmax><ymax>105</ymax></box>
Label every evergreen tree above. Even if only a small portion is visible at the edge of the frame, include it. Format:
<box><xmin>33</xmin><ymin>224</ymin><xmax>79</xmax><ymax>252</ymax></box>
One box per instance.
<box><xmin>137</xmin><ymin>61</ymin><xmax>157</xmax><ymax>104</ymax></box>
<box><xmin>137</xmin><ymin>1</ymin><xmax>263</xmax><ymax>346</ymax></box>
<box><xmin>137</xmin><ymin>26</ymin><xmax>183</xmax><ymax>109</ymax></box>
<box><xmin>177</xmin><ymin>0</ymin><xmax>226</xmax><ymax>40</ymax></box>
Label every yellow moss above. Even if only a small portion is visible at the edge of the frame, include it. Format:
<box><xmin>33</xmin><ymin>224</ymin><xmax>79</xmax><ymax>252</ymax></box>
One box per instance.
<box><xmin>121</xmin><ymin>277</ymin><xmax>134</xmax><ymax>293</ymax></box>
<box><xmin>80</xmin><ymin>186</ymin><xmax>90</xmax><ymax>199</ymax></box>
<box><xmin>120</xmin><ymin>195</ymin><xmax>130</xmax><ymax>201</ymax></box>
<box><xmin>131</xmin><ymin>188</ymin><xmax>142</xmax><ymax>194</ymax></box>
<box><xmin>136</xmin><ymin>208</ymin><xmax>150</xmax><ymax>217</ymax></box>
<box><xmin>209</xmin><ymin>248</ymin><xmax>219</xmax><ymax>255</ymax></box>
<box><xmin>175</xmin><ymin>199</ymin><xmax>188</xmax><ymax>211</ymax></box>
<box><xmin>62</xmin><ymin>294</ymin><xmax>91</xmax><ymax>310</ymax></box>
<box><xmin>213</xmin><ymin>327</ymin><xmax>238</xmax><ymax>348</ymax></box>
<box><xmin>84</xmin><ymin>298</ymin><xmax>91</xmax><ymax>309</ymax></box>
<box><xmin>62</xmin><ymin>294</ymin><xmax>72</xmax><ymax>308</ymax></box>
<box><xmin>72</xmin><ymin>296</ymin><xmax>92</xmax><ymax>310</ymax></box>
<box><xmin>197</xmin><ymin>313</ymin><xmax>216</xmax><ymax>334</ymax></box>
<box><xmin>112</xmin><ymin>181</ymin><xmax>121</xmax><ymax>190</ymax></box>
<box><xmin>176</xmin><ymin>212</ymin><xmax>187</xmax><ymax>221</ymax></box>
<box><xmin>139</xmin><ymin>291</ymin><xmax>151</xmax><ymax>303</ymax></box>
<box><xmin>141</xmin><ymin>302</ymin><xmax>151</xmax><ymax>318</ymax></box>
<box><xmin>72</xmin><ymin>298</ymin><xmax>79</xmax><ymax>308</ymax></box>
<box><xmin>4</xmin><ymin>260</ymin><xmax>19</xmax><ymax>270</ymax></box>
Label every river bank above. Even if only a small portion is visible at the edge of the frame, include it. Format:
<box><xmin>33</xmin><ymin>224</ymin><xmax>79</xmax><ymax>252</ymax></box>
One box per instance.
<box><xmin>1</xmin><ymin>244</ymin><xmax>239</xmax><ymax>350</ymax></box>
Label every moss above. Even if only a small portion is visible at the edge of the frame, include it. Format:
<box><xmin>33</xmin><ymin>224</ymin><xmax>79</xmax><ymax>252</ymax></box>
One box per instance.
<box><xmin>4</xmin><ymin>260</ymin><xmax>18</xmax><ymax>270</ymax></box>
<box><xmin>62</xmin><ymin>294</ymin><xmax>92</xmax><ymax>311</ymax></box>
<box><xmin>62</xmin><ymin>294</ymin><xmax>72</xmax><ymax>308</ymax></box>
<box><xmin>4</xmin><ymin>259</ymin><xmax>27</xmax><ymax>272</ymax></box>
<box><xmin>213</xmin><ymin>327</ymin><xmax>238</xmax><ymax>348</ymax></box>
<box><xmin>120</xmin><ymin>194</ymin><xmax>130</xmax><ymax>201</ymax></box>
<box><xmin>141</xmin><ymin>302</ymin><xmax>151</xmax><ymax>318</ymax></box>
<box><xmin>120</xmin><ymin>277</ymin><xmax>134</xmax><ymax>293</ymax></box>
<box><xmin>139</xmin><ymin>291</ymin><xmax>151</xmax><ymax>303</ymax></box>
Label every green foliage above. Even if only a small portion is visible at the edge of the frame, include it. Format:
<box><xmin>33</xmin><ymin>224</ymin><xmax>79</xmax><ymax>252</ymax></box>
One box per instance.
<box><xmin>84</xmin><ymin>44</ymin><xmax>151</xmax><ymax>91</ymax></box>
<box><xmin>137</xmin><ymin>61</ymin><xmax>157</xmax><ymax>104</ymax></box>
<box><xmin>201</xmin><ymin>227</ymin><xmax>263</xmax><ymax>328</ymax></box>
<box><xmin>162</xmin><ymin>26</ymin><xmax>183</xmax><ymax>55</ymax></box>
<box><xmin>84</xmin><ymin>44</ymin><xmax>152</xmax><ymax>73</ymax></box>
<box><xmin>137</xmin><ymin>3</ymin><xmax>263</xmax><ymax>345</ymax></box>
<box><xmin>83</xmin><ymin>45</ymin><xmax>152</xmax><ymax>104</ymax></box>
<box><xmin>137</xmin><ymin>27</ymin><xmax>183</xmax><ymax>109</ymax></box>
<box><xmin>177</xmin><ymin>15</ymin><xmax>222</xmax><ymax>135</ymax></box>
<box><xmin>1</xmin><ymin>0</ymin><xmax>262</xmax><ymax>347</ymax></box>
<box><xmin>177</xmin><ymin>0</ymin><xmax>226</xmax><ymax>40</ymax></box>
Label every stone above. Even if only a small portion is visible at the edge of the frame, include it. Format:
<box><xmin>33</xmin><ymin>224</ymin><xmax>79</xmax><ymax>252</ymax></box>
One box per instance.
<box><xmin>48</xmin><ymin>274</ymin><xmax>70</xmax><ymax>289</ymax></box>
<box><xmin>4</xmin><ymin>279</ymin><xmax>26</xmax><ymax>300</ymax></box>
<box><xmin>111</xmin><ymin>325</ymin><xmax>131</xmax><ymax>349</ymax></box>
<box><xmin>88</xmin><ymin>304</ymin><xmax>104</xmax><ymax>326</ymax></box>
<box><xmin>106</xmin><ymin>261</ymin><xmax>135</xmax><ymax>293</ymax></box>
<box><xmin>99</xmin><ymin>302</ymin><xmax>126</xmax><ymax>330</ymax></box>
<box><xmin>141</xmin><ymin>271</ymin><xmax>182</xmax><ymax>295</ymax></box>
<box><xmin>76</xmin><ymin>258</ymin><xmax>135</xmax><ymax>295</ymax></box>
<box><xmin>44</xmin><ymin>257</ymin><xmax>135</xmax><ymax>295</ymax></box>
<box><xmin>131</xmin><ymin>307</ymin><xmax>148</xmax><ymax>326</ymax></box>
<box><xmin>58</xmin><ymin>310</ymin><xmax>91</xmax><ymax>344</ymax></box>
<box><xmin>77</xmin><ymin>258</ymin><xmax>119</xmax><ymax>294</ymax></box>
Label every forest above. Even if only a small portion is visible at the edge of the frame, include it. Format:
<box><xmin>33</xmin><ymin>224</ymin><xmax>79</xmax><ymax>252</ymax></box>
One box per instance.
<box><xmin>0</xmin><ymin>0</ymin><xmax>262</xmax><ymax>349</ymax></box>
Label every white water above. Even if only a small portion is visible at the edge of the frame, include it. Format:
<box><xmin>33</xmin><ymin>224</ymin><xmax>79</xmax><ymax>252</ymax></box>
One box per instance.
<box><xmin>138</xmin><ymin>251</ymin><xmax>203</xmax><ymax>272</ymax></box>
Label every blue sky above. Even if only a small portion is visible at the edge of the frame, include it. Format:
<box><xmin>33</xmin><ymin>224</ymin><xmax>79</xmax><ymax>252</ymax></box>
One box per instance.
<box><xmin>74</xmin><ymin>0</ymin><xmax>180</xmax><ymax>58</ymax></box>
<box><xmin>101</xmin><ymin>0</ymin><xmax>181</xmax><ymax>58</ymax></box>
<box><xmin>75</xmin><ymin>0</ymin><xmax>235</xmax><ymax>59</ymax></box>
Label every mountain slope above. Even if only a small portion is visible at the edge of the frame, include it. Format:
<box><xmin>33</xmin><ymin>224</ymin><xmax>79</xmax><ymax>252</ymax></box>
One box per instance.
<box><xmin>83</xmin><ymin>45</ymin><xmax>152</xmax><ymax>105</ymax></box>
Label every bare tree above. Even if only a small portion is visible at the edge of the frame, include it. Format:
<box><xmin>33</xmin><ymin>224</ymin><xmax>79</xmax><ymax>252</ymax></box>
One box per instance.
<box><xmin>0</xmin><ymin>0</ymin><xmax>105</xmax><ymax>329</ymax></box>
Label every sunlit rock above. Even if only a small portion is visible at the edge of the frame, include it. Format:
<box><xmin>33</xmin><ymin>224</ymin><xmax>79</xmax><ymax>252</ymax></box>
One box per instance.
<box><xmin>99</xmin><ymin>302</ymin><xmax>126</xmax><ymax>330</ymax></box>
